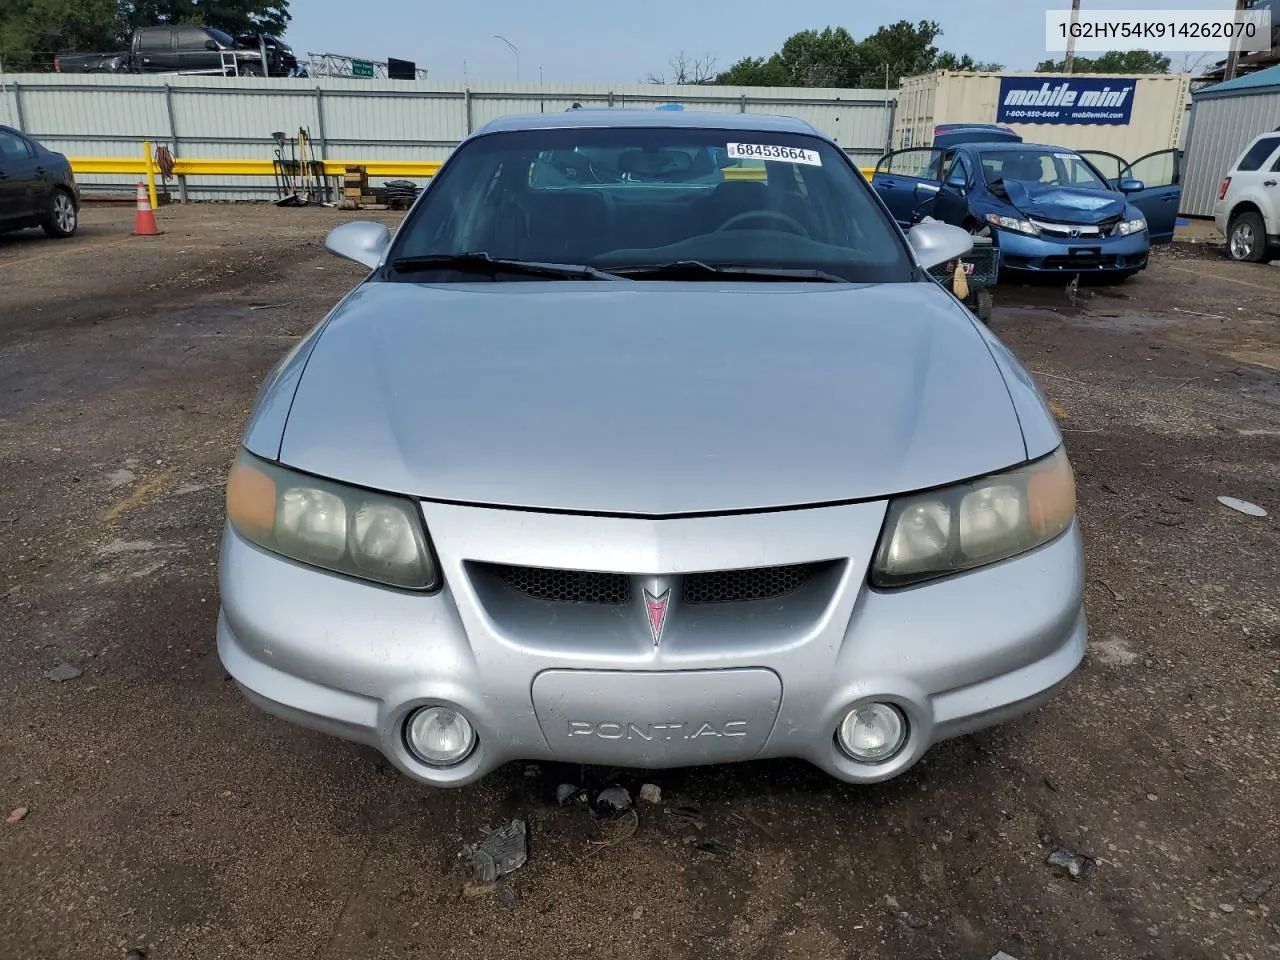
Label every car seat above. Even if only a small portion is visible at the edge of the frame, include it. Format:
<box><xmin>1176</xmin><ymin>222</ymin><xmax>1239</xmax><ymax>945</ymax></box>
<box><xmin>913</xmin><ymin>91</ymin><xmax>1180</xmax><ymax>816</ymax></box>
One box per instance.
<box><xmin>1001</xmin><ymin>156</ymin><xmax>1046</xmax><ymax>182</ymax></box>
<box><xmin>692</xmin><ymin>180</ymin><xmax>770</xmax><ymax>232</ymax></box>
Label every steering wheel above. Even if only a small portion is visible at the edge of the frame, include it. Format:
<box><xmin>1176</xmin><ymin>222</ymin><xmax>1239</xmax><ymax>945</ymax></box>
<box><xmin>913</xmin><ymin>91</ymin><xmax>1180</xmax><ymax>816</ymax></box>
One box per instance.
<box><xmin>716</xmin><ymin>209</ymin><xmax>808</xmax><ymax>236</ymax></box>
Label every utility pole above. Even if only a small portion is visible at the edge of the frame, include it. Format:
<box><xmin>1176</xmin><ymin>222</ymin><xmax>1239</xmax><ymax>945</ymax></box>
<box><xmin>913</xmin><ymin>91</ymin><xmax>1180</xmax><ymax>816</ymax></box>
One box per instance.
<box><xmin>1064</xmin><ymin>0</ymin><xmax>1082</xmax><ymax>73</ymax></box>
<box><xmin>1222</xmin><ymin>0</ymin><xmax>1250</xmax><ymax>82</ymax></box>
<box><xmin>493</xmin><ymin>35</ymin><xmax>519</xmax><ymax>80</ymax></box>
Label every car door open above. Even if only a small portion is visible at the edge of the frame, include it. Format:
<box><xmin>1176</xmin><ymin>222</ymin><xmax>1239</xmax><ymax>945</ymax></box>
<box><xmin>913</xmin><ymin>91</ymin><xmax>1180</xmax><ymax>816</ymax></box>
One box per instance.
<box><xmin>932</xmin><ymin>152</ymin><xmax>973</xmax><ymax>226</ymax></box>
<box><xmin>871</xmin><ymin>148</ymin><xmax>942</xmax><ymax>227</ymax></box>
<box><xmin>1119</xmin><ymin>149</ymin><xmax>1182</xmax><ymax>245</ymax></box>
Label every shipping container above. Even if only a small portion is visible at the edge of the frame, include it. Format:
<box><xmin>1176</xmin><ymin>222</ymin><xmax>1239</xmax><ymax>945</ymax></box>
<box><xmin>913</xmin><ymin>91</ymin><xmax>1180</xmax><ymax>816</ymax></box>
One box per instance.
<box><xmin>892</xmin><ymin>71</ymin><xmax>1191</xmax><ymax>162</ymax></box>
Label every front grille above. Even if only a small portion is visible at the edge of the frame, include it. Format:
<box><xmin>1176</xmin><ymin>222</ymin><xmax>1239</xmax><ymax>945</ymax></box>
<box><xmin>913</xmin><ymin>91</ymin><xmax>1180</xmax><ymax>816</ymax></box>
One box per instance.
<box><xmin>481</xmin><ymin>561</ymin><xmax>826</xmax><ymax>606</ymax></box>
<box><xmin>488</xmin><ymin>564</ymin><xmax>630</xmax><ymax>604</ymax></box>
<box><xmin>1031</xmin><ymin>218</ymin><xmax>1103</xmax><ymax>237</ymax></box>
<box><xmin>684</xmin><ymin>563</ymin><xmax>820</xmax><ymax>604</ymax></box>
<box><xmin>1030</xmin><ymin>214</ymin><xmax>1122</xmax><ymax>238</ymax></box>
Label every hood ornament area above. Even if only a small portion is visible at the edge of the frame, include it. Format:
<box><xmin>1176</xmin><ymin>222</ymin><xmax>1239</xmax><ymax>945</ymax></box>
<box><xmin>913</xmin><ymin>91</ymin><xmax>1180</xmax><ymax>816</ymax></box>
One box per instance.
<box><xmin>642</xmin><ymin>583</ymin><xmax>672</xmax><ymax>647</ymax></box>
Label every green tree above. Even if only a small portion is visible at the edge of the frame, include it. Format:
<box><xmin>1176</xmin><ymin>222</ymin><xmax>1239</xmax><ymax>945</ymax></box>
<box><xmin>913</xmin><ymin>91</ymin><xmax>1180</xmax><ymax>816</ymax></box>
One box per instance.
<box><xmin>1035</xmin><ymin>49</ymin><xmax>1171</xmax><ymax>73</ymax></box>
<box><xmin>714</xmin><ymin>20</ymin><xmax>1004</xmax><ymax>89</ymax></box>
<box><xmin>0</xmin><ymin>0</ymin><xmax>118</xmax><ymax>70</ymax></box>
<box><xmin>776</xmin><ymin>26</ymin><xmax>862</xmax><ymax>86</ymax></box>
<box><xmin>118</xmin><ymin>0</ymin><xmax>290</xmax><ymax>37</ymax></box>
<box><xmin>2</xmin><ymin>0</ymin><xmax>290</xmax><ymax>69</ymax></box>
<box><xmin>936</xmin><ymin>51</ymin><xmax>1004</xmax><ymax>72</ymax></box>
<box><xmin>715</xmin><ymin>55</ymin><xmax>790</xmax><ymax>86</ymax></box>
<box><xmin>857</xmin><ymin>19</ymin><xmax>941</xmax><ymax>86</ymax></box>
<box><xmin>715</xmin><ymin>27</ymin><xmax>860</xmax><ymax>87</ymax></box>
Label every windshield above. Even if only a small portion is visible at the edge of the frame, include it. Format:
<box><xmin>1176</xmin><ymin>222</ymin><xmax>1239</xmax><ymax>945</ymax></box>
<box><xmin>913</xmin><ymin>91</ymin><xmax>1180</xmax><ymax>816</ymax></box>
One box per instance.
<box><xmin>981</xmin><ymin>150</ymin><xmax>1110</xmax><ymax>191</ymax></box>
<box><xmin>387</xmin><ymin>127</ymin><xmax>913</xmax><ymax>283</ymax></box>
<box><xmin>208</xmin><ymin>28</ymin><xmax>236</xmax><ymax>48</ymax></box>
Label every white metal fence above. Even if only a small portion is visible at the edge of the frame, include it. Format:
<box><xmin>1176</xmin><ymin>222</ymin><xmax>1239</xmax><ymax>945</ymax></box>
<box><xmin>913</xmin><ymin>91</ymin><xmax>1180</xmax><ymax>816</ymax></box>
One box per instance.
<box><xmin>0</xmin><ymin>74</ymin><xmax>899</xmax><ymax>200</ymax></box>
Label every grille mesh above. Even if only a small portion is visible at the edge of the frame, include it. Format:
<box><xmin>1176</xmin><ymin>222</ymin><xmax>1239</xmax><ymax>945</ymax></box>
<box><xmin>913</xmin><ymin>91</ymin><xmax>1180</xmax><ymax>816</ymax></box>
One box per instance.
<box><xmin>489</xmin><ymin>564</ymin><xmax>630</xmax><ymax>604</ymax></box>
<box><xmin>684</xmin><ymin>563</ymin><xmax>819</xmax><ymax>604</ymax></box>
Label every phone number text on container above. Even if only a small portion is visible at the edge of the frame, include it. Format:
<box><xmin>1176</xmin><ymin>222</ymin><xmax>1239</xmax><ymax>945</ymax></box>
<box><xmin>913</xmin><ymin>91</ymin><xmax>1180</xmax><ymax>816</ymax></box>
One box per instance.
<box><xmin>1002</xmin><ymin>109</ymin><xmax>1125</xmax><ymax>120</ymax></box>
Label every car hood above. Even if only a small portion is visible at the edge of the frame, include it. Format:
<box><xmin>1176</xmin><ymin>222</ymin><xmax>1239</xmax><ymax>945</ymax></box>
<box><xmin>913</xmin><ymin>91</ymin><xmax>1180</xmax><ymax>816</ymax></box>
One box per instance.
<box><xmin>1003</xmin><ymin>180</ymin><xmax>1126</xmax><ymax>224</ymax></box>
<box><xmin>278</xmin><ymin>281</ymin><xmax>1028</xmax><ymax>515</ymax></box>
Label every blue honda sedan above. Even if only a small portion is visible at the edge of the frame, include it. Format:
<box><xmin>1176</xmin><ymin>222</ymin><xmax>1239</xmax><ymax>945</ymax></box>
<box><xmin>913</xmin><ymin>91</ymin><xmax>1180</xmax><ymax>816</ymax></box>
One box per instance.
<box><xmin>872</xmin><ymin>136</ymin><xmax>1180</xmax><ymax>280</ymax></box>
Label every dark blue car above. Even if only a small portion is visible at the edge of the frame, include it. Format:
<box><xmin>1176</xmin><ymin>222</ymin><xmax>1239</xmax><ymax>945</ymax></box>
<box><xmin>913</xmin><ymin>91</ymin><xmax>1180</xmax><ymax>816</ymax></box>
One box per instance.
<box><xmin>872</xmin><ymin>131</ymin><xmax>1180</xmax><ymax>280</ymax></box>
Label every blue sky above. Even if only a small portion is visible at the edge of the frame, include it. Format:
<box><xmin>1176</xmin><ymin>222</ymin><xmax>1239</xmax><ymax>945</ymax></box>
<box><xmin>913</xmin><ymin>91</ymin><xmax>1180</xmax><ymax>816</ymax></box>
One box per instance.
<box><xmin>284</xmin><ymin>0</ymin><xmax>1242</xmax><ymax>83</ymax></box>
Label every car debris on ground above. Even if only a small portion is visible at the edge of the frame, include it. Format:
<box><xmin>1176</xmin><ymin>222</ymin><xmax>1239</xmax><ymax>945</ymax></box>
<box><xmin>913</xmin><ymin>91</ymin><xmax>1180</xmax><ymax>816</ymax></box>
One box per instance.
<box><xmin>1241</xmin><ymin>872</ymin><xmax>1276</xmax><ymax>904</ymax></box>
<box><xmin>464</xmin><ymin>819</ymin><xmax>528</xmax><ymax>885</ymax></box>
<box><xmin>594</xmin><ymin>786</ymin><xmax>632</xmax><ymax>815</ymax></box>
<box><xmin>1217</xmin><ymin>496</ymin><xmax>1268</xmax><ymax>517</ymax></box>
<box><xmin>1045</xmin><ymin>846</ymin><xmax>1095</xmax><ymax>881</ymax></box>
<box><xmin>44</xmin><ymin>662</ymin><xmax>82</xmax><ymax>682</ymax></box>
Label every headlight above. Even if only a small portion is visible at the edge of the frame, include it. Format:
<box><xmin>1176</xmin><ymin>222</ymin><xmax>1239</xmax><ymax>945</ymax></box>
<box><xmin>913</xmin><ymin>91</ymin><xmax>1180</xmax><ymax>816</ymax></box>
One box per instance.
<box><xmin>1115</xmin><ymin>217</ymin><xmax>1146</xmax><ymax>236</ymax></box>
<box><xmin>871</xmin><ymin>447</ymin><xmax>1076</xmax><ymax>588</ymax></box>
<box><xmin>225</xmin><ymin>449</ymin><xmax>438</xmax><ymax>590</ymax></box>
<box><xmin>985</xmin><ymin>213</ymin><xmax>1040</xmax><ymax>236</ymax></box>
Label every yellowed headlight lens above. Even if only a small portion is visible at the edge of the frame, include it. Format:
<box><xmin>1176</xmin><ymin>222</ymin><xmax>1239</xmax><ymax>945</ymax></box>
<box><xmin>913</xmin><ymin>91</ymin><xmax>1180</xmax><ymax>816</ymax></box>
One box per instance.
<box><xmin>873</xmin><ymin>446</ymin><xmax>1078</xmax><ymax>588</ymax></box>
<box><xmin>223</xmin><ymin>448</ymin><xmax>437</xmax><ymax>591</ymax></box>
<box><xmin>226</xmin><ymin>453</ymin><xmax>276</xmax><ymax>540</ymax></box>
<box><xmin>1026</xmin><ymin>447</ymin><xmax>1076</xmax><ymax>539</ymax></box>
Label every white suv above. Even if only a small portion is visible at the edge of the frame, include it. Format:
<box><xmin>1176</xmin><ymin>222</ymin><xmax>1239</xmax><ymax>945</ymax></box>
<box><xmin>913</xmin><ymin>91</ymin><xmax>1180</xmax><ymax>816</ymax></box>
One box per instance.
<box><xmin>1215</xmin><ymin>130</ymin><xmax>1280</xmax><ymax>262</ymax></box>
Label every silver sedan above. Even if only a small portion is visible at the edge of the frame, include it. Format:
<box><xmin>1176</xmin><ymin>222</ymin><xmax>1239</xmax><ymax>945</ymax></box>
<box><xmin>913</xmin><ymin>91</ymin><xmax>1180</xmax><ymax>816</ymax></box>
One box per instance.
<box><xmin>217</xmin><ymin>109</ymin><xmax>1086</xmax><ymax>787</ymax></box>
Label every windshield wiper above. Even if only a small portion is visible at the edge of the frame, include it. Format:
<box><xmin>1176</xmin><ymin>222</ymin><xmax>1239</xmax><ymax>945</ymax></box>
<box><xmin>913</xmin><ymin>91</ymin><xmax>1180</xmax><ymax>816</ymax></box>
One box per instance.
<box><xmin>387</xmin><ymin>252</ymin><xmax>624</xmax><ymax>281</ymax></box>
<box><xmin>609</xmin><ymin>260</ymin><xmax>847</xmax><ymax>283</ymax></box>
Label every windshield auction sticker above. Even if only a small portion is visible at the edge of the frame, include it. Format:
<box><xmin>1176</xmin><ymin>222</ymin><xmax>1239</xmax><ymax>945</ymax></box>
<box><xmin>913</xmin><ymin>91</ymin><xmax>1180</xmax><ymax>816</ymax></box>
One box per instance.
<box><xmin>726</xmin><ymin>143</ymin><xmax>822</xmax><ymax>165</ymax></box>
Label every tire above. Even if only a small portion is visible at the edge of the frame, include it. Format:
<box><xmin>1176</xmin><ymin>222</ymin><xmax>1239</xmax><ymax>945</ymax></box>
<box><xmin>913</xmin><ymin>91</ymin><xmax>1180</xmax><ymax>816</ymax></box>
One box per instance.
<box><xmin>973</xmin><ymin>287</ymin><xmax>993</xmax><ymax>322</ymax></box>
<box><xmin>1226</xmin><ymin>210</ymin><xmax>1268</xmax><ymax>262</ymax></box>
<box><xmin>41</xmin><ymin>189</ymin><xmax>78</xmax><ymax>239</ymax></box>
<box><xmin>239</xmin><ymin>63</ymin><xmax>261</xmax><ymax>77</ymax></box>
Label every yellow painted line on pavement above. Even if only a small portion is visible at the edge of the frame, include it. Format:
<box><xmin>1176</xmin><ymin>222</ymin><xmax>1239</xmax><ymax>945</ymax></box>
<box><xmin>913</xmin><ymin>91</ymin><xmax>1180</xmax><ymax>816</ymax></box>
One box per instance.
<box><xmin>1165</xmin><ymin>263</ymin><xmax>1280</xmax><ymax>294</ymax></box>
<box><xmin>104</xmin><ymin>469</ymin><xmax>175</xmax><ymax>525</ymax></box>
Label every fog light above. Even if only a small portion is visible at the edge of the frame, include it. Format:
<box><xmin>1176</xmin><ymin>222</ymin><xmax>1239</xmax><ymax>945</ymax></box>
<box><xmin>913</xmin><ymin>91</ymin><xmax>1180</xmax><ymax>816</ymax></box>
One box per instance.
<box><xmin>405</xmin><ymin>706</ymin><xmax>475</xmax><ymax>766</ymax></box>
<box><xmin>837</xmin><ymin>703</ymin><xmax>907</xmax><ymax>762</ymax></box>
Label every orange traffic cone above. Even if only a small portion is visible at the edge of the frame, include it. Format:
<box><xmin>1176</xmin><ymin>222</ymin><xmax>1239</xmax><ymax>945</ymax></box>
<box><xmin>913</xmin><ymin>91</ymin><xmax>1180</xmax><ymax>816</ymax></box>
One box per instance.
<box><xmin>132</xmin><ymin>181</ymin><xmax>161</xmax><ymax>236</ymax></box>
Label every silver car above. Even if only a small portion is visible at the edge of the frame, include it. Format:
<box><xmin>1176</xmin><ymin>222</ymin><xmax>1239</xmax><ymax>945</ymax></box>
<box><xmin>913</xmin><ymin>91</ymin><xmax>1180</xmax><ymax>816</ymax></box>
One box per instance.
<box><xmin>218</xmin><ymin>109</ymin><xmax>1086</xmax><ymax>787</ymax></box>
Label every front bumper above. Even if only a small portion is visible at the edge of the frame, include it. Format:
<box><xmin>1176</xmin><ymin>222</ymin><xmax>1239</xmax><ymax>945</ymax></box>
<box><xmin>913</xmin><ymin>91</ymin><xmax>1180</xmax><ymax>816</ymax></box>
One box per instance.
<box><xmin>1213</xmin><ymin>201</ymin><xmax>1236</xmax><ymax>239</ymax></box>
<box><xmin>218</xmin><ymin>501</ymin><xmax>1087</xmax><ymax>787</ymax></box>
<box><xmin>993</xmin><ymin>226</ymin><xmax>1149</xmax><ymax>273</ymax></box>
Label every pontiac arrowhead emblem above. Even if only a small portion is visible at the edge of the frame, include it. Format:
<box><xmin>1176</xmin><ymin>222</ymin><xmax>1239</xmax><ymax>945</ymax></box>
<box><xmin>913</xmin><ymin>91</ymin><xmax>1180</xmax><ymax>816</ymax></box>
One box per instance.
<box><xmin>643</xmin><ymin>587</ymin><xmax>671</xmax><ymax>647</ymax></box>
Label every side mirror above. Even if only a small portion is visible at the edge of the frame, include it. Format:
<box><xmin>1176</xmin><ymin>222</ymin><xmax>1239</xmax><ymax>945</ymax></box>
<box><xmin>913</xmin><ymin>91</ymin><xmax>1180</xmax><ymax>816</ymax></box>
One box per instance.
<box><xmin>907</xmin><ymin>221</ymin><xmax>974</xmax><ymax>271</ymax></box>
<box><xmin>325</xmin><ymin>221</ymin><xmax>391</xmax><ymax>269</ymax></box>
<box><xmin>1118</xmin><ymin>178</ymin><xmax>1145</xmax><ymax>193</ymax></box>
<box><xmin>205</xmin><ymin>39</ymin><xmax>219</xmax><ymax>50</ymax></box>
<box><xmin>946</xmin><ymin>175</ymin><xmax>967</xmax><ymax>192</ymax></box>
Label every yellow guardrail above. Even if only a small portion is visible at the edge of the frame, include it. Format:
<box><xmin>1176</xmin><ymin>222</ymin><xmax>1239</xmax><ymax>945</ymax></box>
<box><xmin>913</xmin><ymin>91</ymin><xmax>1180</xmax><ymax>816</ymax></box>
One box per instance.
<box><xmin>70</xmin><ymin>157</ymin><xmax>445</xmax><ymax>178</ymax></box>
<box><xmin>71</xmin><ymin>142</ymin><xmax>445</xmax><ymax>208</ymax></box>
<box><xmin>70</xmin><ymin>142</ymin><xmax>875</xmax><ymax>208</ymax></box>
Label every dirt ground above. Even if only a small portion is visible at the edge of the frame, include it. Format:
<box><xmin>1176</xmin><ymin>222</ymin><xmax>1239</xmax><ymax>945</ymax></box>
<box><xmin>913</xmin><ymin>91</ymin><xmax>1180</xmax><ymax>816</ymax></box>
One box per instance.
<box><xmin>1</xmin><ymin>204</ymin><xmax>1277</xmax><ymax>960</ymax></box>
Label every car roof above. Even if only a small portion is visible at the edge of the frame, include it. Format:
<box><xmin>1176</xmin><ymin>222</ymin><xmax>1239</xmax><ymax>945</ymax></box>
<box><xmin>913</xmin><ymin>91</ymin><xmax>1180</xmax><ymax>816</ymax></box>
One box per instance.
<box><xmin>473</xmin><ymin>109</ymin><xmax>822</xmax><ymax>137</ymax></box>
<box><xmin>970</xmin><ymin>142</ymin><xmax>1081</xmax><ymax>154</ymax></box>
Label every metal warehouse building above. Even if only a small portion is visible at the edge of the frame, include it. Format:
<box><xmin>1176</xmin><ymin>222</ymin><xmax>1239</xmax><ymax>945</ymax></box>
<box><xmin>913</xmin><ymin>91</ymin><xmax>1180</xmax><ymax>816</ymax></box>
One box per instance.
<box><xmin>1182</xmin><ymin>65</ymin><xmax>1280</xmax><ymax>217</ymax></box>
